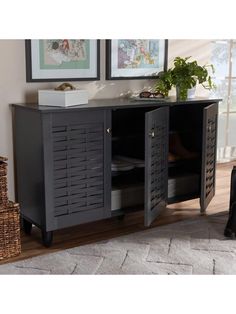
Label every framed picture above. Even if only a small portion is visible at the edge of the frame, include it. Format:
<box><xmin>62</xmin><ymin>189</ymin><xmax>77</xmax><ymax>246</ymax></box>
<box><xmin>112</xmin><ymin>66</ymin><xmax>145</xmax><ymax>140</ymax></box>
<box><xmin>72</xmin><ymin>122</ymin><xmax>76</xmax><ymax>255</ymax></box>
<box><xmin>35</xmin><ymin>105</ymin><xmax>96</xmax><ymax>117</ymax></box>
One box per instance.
<box><xmin>106</xmin><ymin>39</ymin><xmax>168</xmax><ymax>80</ymax></box>
<box><xmin>25</xmin><ymin>39</ymin><xmax>100</xmax><ymax>82</ymax></box>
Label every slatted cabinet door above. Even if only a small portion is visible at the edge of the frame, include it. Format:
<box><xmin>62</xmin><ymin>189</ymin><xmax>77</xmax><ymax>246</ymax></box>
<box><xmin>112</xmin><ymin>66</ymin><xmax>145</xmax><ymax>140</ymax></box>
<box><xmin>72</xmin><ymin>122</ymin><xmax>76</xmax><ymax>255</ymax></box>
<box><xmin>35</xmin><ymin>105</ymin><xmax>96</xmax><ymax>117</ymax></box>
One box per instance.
<box><xmin>200</xmin><ymin>103</ymin><xmax>218</xmax><ymax>212</ymax></box>
<box><xmin>144</xmin><ymin>107</ymin><xmax>169</xmax><ymax>227</ymax></box>
<box><xmin>42</xmin><ymin>109</ymin><xmax>111</xmax><ymax>231</ymax></box>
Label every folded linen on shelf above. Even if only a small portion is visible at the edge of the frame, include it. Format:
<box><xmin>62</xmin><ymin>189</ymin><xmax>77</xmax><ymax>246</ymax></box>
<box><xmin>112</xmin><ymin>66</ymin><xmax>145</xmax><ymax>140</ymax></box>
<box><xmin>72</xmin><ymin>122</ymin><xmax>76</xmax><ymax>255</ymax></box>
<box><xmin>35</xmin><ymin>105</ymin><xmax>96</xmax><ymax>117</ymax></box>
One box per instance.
<box><xmin>114</xmin><ymin>155</ymin><xmax>145</xmax><ymax>168</ymax></box>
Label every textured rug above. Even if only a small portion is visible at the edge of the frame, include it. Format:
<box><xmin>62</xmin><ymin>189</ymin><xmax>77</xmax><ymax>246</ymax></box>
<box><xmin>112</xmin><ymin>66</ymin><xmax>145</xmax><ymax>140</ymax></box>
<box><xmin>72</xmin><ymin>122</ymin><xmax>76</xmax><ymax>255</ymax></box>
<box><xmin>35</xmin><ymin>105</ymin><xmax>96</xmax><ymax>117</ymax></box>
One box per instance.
<box><xmin>0</xmin><ymin>212</ymin><xmax>235</xmax><ymax>275</ymax></box>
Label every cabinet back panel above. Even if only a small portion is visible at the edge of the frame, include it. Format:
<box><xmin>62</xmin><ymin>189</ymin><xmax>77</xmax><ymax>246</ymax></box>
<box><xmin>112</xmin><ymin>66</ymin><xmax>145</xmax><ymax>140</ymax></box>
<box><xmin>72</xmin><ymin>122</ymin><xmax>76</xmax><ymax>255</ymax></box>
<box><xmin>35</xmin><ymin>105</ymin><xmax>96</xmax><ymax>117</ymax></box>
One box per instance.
<box><xmin>169</xmin><ymin>104</ymin><xmax>203</xmax><ymax>152</ymax></box>
<box><xmin>112</xmin><ymin>107</ymin><xmax>157</xmax><ymax>159</ymax></box>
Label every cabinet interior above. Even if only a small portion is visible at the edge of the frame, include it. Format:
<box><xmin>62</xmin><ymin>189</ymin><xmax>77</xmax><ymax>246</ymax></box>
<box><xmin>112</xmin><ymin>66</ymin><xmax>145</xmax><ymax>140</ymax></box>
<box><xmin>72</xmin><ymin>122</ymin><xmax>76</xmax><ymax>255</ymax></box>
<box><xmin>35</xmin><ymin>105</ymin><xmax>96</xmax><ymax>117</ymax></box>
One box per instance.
<box><xmin>111</xmin><ymin>105</ymin><xmax>203</xmax><ymax>212</ymax></box>
<box><xmin>111</xmin><ymin>108</ymin><xmax>148</xmax><ymax>211</ymax></box>
<box><xmin>168</xmin><ymin>105</ymin><xmax>203</xmax><ymax>202</ymax></box>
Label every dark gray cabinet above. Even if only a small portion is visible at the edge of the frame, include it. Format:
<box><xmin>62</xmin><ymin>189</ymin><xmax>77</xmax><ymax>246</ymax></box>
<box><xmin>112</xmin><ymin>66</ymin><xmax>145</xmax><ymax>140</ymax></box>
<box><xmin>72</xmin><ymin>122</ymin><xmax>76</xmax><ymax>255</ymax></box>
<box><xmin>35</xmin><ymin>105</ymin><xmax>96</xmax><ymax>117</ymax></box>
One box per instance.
<box><xmin>12</xmin><ymin>97</ymin><xmax>220</xmax><ymax>246</ymax></box>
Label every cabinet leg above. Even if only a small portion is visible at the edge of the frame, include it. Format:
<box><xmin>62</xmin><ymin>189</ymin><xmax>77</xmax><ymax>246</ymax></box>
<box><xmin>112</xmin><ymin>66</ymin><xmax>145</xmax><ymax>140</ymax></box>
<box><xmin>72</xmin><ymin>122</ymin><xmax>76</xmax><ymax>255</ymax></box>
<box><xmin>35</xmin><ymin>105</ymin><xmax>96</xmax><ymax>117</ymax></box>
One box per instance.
<box><xmin>22</xmin><ymin>218</ymin><xmax>32</xmax><ymax>235</ymax></box>
<box><xmin>41</xmin><ymin>230</ymin><xmax>53</xmax><ymax>247</ymax></box>
<box><xmin>200</xmin><ymin>200</ymin><xmax>206</xmax><ymax>215</ymax></box>
<box><xmin>117</xmin><ymin>214</ymin><xmax>125</xmax><ymax>221</ymax></box>
<box><xmin>200</xmin><ymin>207</ymin><xmax>206</xmax><ymax>215</ymax></box>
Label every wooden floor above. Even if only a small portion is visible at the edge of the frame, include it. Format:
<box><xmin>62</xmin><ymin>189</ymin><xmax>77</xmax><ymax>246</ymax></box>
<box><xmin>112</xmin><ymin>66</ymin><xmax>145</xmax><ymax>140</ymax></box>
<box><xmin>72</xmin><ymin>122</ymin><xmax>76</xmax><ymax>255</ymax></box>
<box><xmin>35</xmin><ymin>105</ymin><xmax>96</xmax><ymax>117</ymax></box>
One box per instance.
<box><xmin>0</xmin><ymin>162</ymin><xmax>234</xmax><ymax>265</ymax></box>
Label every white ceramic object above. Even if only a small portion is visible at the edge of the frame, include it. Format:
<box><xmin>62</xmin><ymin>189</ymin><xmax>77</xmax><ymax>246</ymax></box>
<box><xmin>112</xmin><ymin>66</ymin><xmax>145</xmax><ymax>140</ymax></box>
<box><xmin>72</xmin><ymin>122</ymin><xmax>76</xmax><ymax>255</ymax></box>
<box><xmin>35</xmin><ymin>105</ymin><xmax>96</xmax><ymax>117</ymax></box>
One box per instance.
<box><xmin>38</xmin><ymin>89</ymin><xmax>88</xmax><ymax>107</ymax></box>
<box><xmin>187</xmin><ymin>86</ymin><xmax>196</xmax><ymax>99</ymax></box>
<box><xmin>111</xmin><ymin>185</ymin><xmax>144</xmax><ymax>211</ymax></box>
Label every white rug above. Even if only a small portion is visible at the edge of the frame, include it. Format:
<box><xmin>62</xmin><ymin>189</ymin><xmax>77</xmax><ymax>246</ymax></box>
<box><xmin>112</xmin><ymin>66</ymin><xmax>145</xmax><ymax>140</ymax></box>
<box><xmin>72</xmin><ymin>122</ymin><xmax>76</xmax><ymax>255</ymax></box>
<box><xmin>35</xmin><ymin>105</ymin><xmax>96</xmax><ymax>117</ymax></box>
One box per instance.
<box><xmin>0</xmin><ymin>212</ymin><xmax>235</xmax><ymax>275</ymax></box>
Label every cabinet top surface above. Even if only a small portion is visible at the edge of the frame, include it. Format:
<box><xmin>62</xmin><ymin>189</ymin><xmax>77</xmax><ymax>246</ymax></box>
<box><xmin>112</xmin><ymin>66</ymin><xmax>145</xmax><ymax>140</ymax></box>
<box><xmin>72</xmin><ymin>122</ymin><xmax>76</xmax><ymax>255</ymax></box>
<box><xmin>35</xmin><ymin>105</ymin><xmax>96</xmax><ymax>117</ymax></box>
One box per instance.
<box><xmin>12</xmin><ymin>97</ymin><xmax>221</xmax><ymax>113</ymax></box>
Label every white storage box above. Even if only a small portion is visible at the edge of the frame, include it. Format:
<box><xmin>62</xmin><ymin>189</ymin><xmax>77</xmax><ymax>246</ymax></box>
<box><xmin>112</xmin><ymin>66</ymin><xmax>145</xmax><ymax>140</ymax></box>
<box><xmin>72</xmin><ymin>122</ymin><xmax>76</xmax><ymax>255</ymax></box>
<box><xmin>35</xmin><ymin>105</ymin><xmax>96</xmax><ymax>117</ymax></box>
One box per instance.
<box><xmin>38</xmin><ymin>89</ymin><xmax>88</xmax><ymax>107</ymax></box>
<box><xmin>111</xmin><ymin>184</ymin><xmax>144</xmax><ymax>211</ymax></box>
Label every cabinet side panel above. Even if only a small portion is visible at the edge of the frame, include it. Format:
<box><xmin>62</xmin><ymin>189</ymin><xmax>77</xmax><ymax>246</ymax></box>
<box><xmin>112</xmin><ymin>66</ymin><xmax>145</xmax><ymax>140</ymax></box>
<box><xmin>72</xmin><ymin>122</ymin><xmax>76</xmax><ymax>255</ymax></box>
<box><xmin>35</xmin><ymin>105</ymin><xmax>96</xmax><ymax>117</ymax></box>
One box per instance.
<box><xmin>13</xmin><ymin>108</ymin><xmax>45</xmax><ymax>227</ymax></box>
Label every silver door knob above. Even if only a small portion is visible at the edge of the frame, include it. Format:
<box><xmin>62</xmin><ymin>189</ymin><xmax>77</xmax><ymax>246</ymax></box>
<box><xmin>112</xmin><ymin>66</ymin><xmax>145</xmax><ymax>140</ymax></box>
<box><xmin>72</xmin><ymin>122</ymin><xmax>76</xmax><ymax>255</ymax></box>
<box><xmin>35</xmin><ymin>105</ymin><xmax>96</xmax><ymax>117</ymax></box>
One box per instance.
<box><xmin>149</xmin><ymin>130</ymin><xmax>155</xmax><ymax>138</ymax></box>
<box><xmin>106</xmin><ymin>128</ymin><xmax>112</xmax><ymax>134</ymax></box>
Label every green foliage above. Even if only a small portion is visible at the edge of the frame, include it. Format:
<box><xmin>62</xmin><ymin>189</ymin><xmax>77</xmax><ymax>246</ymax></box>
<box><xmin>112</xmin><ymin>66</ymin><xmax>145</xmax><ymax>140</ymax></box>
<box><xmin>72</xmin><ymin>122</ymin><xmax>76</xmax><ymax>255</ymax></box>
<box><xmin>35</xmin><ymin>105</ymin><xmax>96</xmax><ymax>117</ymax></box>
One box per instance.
<box><xmin>154</xmin><ymin>70</ymin><xmax>173</xmax><ymax>97</ymax></box>
<box><xmin>154</xmin><ymin>56</ymin><xmax>216</xmax><ymax>100</ymax></box>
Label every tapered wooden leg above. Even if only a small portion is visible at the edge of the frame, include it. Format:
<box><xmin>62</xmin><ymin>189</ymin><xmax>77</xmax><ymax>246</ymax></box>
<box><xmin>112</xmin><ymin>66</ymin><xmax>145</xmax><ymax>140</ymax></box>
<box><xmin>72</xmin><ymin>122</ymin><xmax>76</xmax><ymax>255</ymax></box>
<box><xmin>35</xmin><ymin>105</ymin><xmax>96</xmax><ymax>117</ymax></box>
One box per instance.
<box><xmin>22</xmin><ymin>218</ymin><xmax>32</xmax><ymax>235</ymax></box>
<box><xmin>200</xmin><ymin>199</ymin><xmax>206</xmax><ymax>215</ymax></box>
<box><xmin>41</xmin><ymin>230</ymin><xmax>53</xmax><ymax>247</ymax></box>
<box><xmin>200</xmin><ymin>207</ymin><xmax>206</xmax><ymax>215</ymax></box>
<box><xmin>117</xmin><ymin>214</ymin><xmax>125</xmax><ymax>221</ymax></box>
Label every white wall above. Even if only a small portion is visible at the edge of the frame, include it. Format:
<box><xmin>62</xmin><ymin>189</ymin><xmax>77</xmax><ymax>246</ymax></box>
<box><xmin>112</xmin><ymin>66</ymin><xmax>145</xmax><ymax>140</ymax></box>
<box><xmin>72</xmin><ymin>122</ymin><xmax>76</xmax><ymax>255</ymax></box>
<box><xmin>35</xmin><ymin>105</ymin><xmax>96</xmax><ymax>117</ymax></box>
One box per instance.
<box><xmin>0</xmin><ymin>39</ymin><xmax>212</xmax><ymax>199</ymax></box>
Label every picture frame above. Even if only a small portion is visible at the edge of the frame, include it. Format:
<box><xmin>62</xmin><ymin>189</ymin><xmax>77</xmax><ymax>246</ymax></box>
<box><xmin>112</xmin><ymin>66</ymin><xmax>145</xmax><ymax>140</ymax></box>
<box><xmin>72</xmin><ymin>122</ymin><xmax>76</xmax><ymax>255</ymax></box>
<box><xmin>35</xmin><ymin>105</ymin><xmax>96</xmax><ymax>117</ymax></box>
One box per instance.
<box><xmin>106</xmin><ymin>39</ymin><xmax>168</xmax><ymax>80</ymax></box>
<box><xmin>25</xmin><ymin>39</ymin><xmax>100</xmax><ymax>82</ymax></box>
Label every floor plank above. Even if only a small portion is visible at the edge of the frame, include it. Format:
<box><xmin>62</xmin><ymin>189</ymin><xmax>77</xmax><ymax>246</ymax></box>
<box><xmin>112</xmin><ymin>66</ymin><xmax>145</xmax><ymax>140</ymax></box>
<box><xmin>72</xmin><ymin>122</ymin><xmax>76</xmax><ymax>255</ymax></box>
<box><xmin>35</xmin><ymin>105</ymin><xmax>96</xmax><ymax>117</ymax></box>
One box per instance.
<box><xmin>0</xmin><ymin>162</ymin><xmax>234</xmax><ymax>265</ymax></box>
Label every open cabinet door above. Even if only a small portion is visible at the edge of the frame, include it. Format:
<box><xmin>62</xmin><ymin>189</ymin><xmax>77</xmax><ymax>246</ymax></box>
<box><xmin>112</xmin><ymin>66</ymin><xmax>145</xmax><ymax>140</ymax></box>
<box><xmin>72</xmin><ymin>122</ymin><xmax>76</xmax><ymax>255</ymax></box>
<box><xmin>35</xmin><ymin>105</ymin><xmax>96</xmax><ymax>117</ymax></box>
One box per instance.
<box><xmin>144</xmin><ymin>107</ymin><xmax>169</xmax><ymax>227</ymax></box>
<box><xmin>200</xmin><ymin>103</ymin><xmax>218</xmax><ymax>212</ymax></box>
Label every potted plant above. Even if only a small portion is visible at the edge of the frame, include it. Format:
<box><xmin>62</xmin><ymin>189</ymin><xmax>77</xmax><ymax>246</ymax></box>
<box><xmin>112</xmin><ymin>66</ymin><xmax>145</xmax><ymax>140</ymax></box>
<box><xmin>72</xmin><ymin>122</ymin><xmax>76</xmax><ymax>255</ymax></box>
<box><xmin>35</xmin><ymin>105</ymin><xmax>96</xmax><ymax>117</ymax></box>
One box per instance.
<box><xmin>154</xmin><ymin>56</ymin><xmax>215</xmax><ymax>100</ymax></box>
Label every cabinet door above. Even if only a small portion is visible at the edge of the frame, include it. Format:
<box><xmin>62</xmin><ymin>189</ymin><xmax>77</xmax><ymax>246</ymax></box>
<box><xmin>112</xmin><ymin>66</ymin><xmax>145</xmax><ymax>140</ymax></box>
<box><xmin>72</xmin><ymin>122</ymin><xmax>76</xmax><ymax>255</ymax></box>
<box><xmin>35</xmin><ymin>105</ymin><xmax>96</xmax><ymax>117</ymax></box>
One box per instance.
<box><xmin>144</xmin><ymin>107</ymin><xmax>169</xmax><ymax>227</ymax></box>
<box><xmin>42</xmin><ymin>109</ymin><xmax>111</xmax><ymax>231</ymax></box>
<box><xmin>200</xmin><ymin>103</ymin><xmax>218</xmax><ymax>212</ymax></box>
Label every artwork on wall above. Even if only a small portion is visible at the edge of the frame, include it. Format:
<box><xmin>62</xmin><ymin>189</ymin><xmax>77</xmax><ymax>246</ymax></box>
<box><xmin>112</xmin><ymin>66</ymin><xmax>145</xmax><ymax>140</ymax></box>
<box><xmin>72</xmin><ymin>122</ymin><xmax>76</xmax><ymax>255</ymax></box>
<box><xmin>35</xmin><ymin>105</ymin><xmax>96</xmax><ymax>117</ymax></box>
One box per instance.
<box><xmin>106</xmin><ymin>39</ymin><xmax>168</xmax><ymax>80</ymax></box>
<box><xmin>25</xmin><ymin>39</ymin><xmax>100</xmax><ymax>82</ymax></box>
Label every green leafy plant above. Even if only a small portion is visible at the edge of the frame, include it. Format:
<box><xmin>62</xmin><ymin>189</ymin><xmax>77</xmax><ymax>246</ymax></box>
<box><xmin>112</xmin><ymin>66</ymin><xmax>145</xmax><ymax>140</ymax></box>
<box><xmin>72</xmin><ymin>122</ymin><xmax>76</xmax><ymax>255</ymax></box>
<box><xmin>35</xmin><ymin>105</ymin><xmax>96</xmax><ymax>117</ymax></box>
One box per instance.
<box><xmin>154</xmin><ymin>56</ymin><xmax>216</xmax><ymax>100</ymax></box>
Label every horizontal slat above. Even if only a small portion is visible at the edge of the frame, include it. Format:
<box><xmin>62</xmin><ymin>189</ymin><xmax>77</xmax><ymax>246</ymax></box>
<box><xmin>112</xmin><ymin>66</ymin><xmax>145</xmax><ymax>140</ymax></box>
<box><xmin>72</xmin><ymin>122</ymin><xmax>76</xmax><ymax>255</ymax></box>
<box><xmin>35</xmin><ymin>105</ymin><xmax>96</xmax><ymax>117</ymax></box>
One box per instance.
<box><xmin>54</xmin><ymin>167</ymin><xmax>87</xmax><ymax>179</ymax></box>
<box><xmin>53</xmin><ymin>145</ymin><xmax>103</xmax><ymax>155</ymax></box>
<box><xmin>54</xmin><ymin>206</ymin><xmax>68</xmax><ymax>217</ymax></box>
<box><xmin>54</xmin><ymin>176</ymin><xmax>104</xmax><ymax>188</ymax></box>
<box><xmin>53</xmin><ymin>151</ymin><xmax>103</xmax><ymax>163</ymax></box>
<box><xmin>68</xmin><ymin>129</ymin><xmax>87</xmax><ymax>136</ymax></box>
<box><xmin>55</xmin><ymin>198</ymin><xmax>68</xmax><ymax>207</ymax></box>
<box><xmin>54</xmin><ymin>173</ymin><xmax>87</xmax><ymax>184</ymax></box>
<box><xmin>70</xmin><ymin>198</ymin><xmax>87</xmax><ymax>207</ymax></box>
<box><xmin>52</xmin><ymin>122</ymin><xmax>102</xmax><ymax>131</ymax></box>
<box><xmin>69</xmin><ymin>123</ymin><xmax>102</xmax><ymax>131</ymax></box>
<box><xmin>54</xmin><ymin>187</ymin><xmax>69</xmax><ymax>198</ymax></box>
<box><xmin>52</xmin><ymin>126</ymin><xmax>67</xmax><ymax>133</ymax></box>
<box><xmin>53</xmin><ymin>158</ymin><xmax>103</xmax><ymax>171</ymax></box>
<box><xmin>69</xmin><ymin>202</ymin><xmax>103</xmax><ymax>213</ymax></box>
<box><xmin>54</xmin><ymin>178</ymin><xmax>103</xmax><ymax>190</ymax></box>
<box><xmin>53</xmin><ymin>134</ymin><xmax>103</xmax><ymax>144</ymax></box>
<box><xmin>53</xmin><ymin>135</ymin><xmax>67</xmax><ymax>143</ymax></box>
<box><xmin>87</xmin><ymin>196</ymin><xmax>104</xmax><ymax>205</ymax></box>
<box><xmin>53</xmin><ymin>148</ymin><xmax>102</xmax><ymax>159</ymax></box>
<box><xmin>54</xmin><ymin>184</ymin><xmax>104</xmax><ymax>197</ymax></box>
<box><xmin>86</xmin><ymin>170</ymin><xmax>103</xmax><ymax>178</ymax></box>
<box><xmin>54</xmin><ymin>200</ymin><xmax>104</xmax><ymax>217</ymax></box>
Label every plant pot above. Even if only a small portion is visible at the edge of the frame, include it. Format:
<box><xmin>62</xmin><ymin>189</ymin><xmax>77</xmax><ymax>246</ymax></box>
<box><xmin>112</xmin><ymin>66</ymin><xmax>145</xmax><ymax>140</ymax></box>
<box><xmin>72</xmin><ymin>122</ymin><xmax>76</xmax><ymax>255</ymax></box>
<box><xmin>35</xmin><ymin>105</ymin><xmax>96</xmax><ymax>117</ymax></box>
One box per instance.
<box><xmin>176</xmin><ymin>86</ymin><xmax>196</xmax><ymax>101</ymax></box>
<box><xmin>176</xmin><ymin>86</ymin><xmax>188</xmax><ymax>101</ymax></box>
<box><xmin>187</xmin><ymin>86</ymin><xmax>196</xmax><ymax>99</ymax></box>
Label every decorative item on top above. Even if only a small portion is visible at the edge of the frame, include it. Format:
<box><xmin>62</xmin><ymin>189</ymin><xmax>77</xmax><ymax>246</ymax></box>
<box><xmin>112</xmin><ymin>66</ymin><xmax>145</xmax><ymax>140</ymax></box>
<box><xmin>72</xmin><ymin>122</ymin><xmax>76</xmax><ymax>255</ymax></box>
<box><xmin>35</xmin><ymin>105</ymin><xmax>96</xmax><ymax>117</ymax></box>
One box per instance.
<box><xmin>54</xmin><ymin>82</ymin><xmax>76</xmax><ymax>91</ymax></box>
<box><xmin>154</xmin><ymin>56</ymin><xmax>215</xmax><ymax>101</ymax></box>
<box><xmin>139</xmin><ymin>91</ymin><xmax>164</xmax><ymax>99</ymax></box>
<box><xmin>106</xmin><ymin>39</ymin><xmax>168</xmax><ymax>80</ymax></box>
<box><xmin>38</xmin><ymin>83</ymin><xmax>88</xmax><ymax>107</ymax></box>
<box><xmin>0</xmin><ymin>156</ymin><xmax>21</xmax><ymax>260</ymax></box>
<box><xmin>25</xmin><ymin>39</ymin><xmax>100</xmax><ymax>82</ymax></box>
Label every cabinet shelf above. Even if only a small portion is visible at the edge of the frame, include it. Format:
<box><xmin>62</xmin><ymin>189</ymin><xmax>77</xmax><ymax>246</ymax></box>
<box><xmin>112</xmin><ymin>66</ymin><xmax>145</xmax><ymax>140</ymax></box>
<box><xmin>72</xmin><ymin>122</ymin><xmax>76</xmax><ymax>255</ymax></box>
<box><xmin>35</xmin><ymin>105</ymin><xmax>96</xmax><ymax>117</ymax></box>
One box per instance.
<box><xmin>112</xmin><ymin>169</ymin><xmax>144</xmax><ymax>189</ymax></box>
<box><xmin>169</xmin><ymin>128</ymin><xmax>202</xmax><ymax>135</ymax></box>
<box><xmin>168</xmin><ymin>157</ymin><xmax>200</xmax><ymax>168</ymax></box>
<box><xmin>112</xmin><ymin>133</ymin><xmax>144</xmax><ymax>141</ymax></box>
